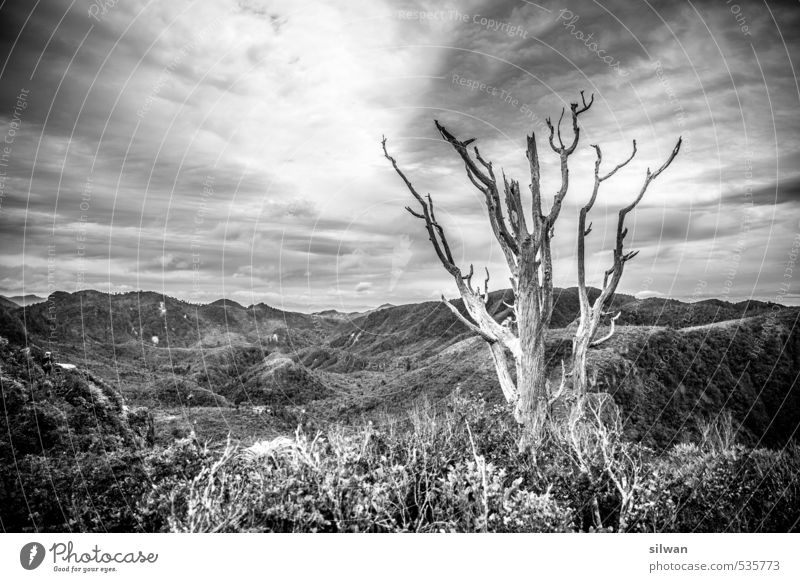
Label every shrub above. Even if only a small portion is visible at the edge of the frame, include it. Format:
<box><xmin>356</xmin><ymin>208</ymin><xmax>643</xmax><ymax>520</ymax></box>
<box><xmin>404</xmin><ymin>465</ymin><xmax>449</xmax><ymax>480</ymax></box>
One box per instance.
<box><xmin>630</xmin><ymin>443</ymin><xmax>800</xmax><ymax>532</ymax></box>
<box><xmin>141</xmin><ymin>396</ymin><xmax>573</xmax><ymax>532</ymax></box>
<box><xmin>2</xmin><ymin>369</ymin><xmax>797</xmax><ymax>533</ymax></box>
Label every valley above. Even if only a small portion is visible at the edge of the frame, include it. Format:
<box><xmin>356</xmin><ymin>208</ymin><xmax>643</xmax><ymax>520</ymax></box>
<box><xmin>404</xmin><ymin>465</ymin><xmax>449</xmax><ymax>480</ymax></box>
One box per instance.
<box><xmin>2</xmin><ymin>287</ymin><xmax>797</xmax><ymax>449</ymax></box>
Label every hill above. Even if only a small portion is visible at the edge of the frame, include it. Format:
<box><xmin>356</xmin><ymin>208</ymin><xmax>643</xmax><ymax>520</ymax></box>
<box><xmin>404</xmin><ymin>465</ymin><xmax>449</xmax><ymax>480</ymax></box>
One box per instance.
<box><xmin>318</xmin><ymin>287</ymin><xmax>778</xmax><ymax>360</ymax></box>
<box><xmin>18</xmin><ymin>289</ymin><xmax>341</xmax><ymax>349</ymax></box>
<box><xmin>4</xmin><ymin>294</ymin><xmax>46</xmax><ymax>306</ymax></box>
<box><xmin>0</xmin><ymin>287</ymin><xmax>797</xmax><ymax>449</ymax></box>
<box><xmin>294</xmin><ymin>311</ymin><xmax>800</xmax><ymax>449</ymax></box>
<box><xmin>1</xmin><ymin>287</ymin><xmax>799</xmax><ymax>532</ymax></box>
<box><xmin>0</xmin><ymin>296</ymin><xmax>19</xmax><ymax>310</ymax></box>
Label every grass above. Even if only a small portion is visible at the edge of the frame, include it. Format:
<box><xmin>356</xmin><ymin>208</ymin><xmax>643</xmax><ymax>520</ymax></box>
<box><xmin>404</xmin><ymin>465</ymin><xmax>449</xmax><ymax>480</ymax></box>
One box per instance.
<box><xmin>152</xmin><ymin>406</ymin><xmax>285</xmax><ymax>446</ymax></box>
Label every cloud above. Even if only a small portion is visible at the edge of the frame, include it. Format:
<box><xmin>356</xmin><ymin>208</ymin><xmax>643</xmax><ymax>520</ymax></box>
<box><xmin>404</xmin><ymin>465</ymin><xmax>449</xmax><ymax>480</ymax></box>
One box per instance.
<box><xmin>0</xmin><ymin>0</ymin><xmax>798</xmax><ymax>309</ymax></box>
<box><xmin>355</xmin><ymin>281</ymin><xmax>373</xmax><ymax>294</ymax></box>
<box><xmin>749</xmin><ymin>176</ymin><xmax>800</xmax><ymax>207</ymax></box>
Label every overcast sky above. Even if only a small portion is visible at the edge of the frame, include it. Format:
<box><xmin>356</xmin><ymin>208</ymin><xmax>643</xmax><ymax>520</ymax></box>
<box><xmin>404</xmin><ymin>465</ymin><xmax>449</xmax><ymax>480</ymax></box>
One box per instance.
<box><xmin>0</xmin><ymin>0</ymin><xmax>798</xmax><ymax>311</ymax></box>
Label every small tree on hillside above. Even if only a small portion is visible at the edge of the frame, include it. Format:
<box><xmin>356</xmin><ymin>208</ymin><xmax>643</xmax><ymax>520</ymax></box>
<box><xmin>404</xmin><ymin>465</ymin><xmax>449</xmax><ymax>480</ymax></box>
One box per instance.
<box><xmin>382</xmin><ymin>92</ymin><xmax>680</xmax><ymax>445</ymax></box>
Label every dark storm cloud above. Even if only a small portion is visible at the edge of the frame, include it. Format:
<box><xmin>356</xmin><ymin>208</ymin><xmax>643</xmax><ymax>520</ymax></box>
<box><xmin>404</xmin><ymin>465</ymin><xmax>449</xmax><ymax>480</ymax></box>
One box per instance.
<box><xmin>749</xmin><ymin>176</ymin><xmax>800</xmax><ymax>207</ymax></box>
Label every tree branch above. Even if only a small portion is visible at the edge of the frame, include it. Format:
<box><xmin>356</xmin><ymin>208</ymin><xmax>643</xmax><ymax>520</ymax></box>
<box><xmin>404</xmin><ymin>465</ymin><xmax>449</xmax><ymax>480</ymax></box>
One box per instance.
<box><xmin>548</xmin><ymin>360</ymin><xmax>568</xmax><ymax>405</ymax></box>
<box><xmin>578</xmin><ymin>140</ymin><xmax>637</xmax><ymax>311</ymax></box>
<box><xmin>590</xmin><ymin>311</ymin><xmax>621</xmax><ymax>347</ymax></box>
<box><xmin>441</xmin><ymin>295</ymin><xmax>495</xmax><ymax>342</ymax></box>
<box><xmin>546</xmin><ymin>93</ymin><xmax>595</xmax><ymax>227</ymax></box>
<box><xmin>526</xmin><ymin>133</ymin><xmax>543</xmax><ymax>222</ymax></box>
<box><xmin>619</xmin><ymin>137</ymin><xmax>682</xmax><ymax>219</ymax></box>
<box><xmin>487</xmin><ymin>342</ymin><xmax>518</xmax><ymax>403</ymax></box>
<box><xmin>383</xmin><ymin>136</ymin><xmax>459</xmax><ymax>277</ymax></box>
<box><xmin>599</xmin><ymin>140</ymin><xmax>637</xmax><ymax>183</ymax></box>
<box><xmin>604</xmin><ymin>136</ymin><xmax>682</xmax><ymax>298</ymax></box>
<box><xmin>383</xmin><ymin>135</ymin><xmax>522</xmax><ymax>365</ymax></box>
<box><xmin>434</xmin><ymin>121</ymin><xmax>520</xmax><ymax>268</ymax></box>
<box><xmin>503</xmin><ymin>173</ymin><xmax>528</xmax><ymax>242</ymax></box>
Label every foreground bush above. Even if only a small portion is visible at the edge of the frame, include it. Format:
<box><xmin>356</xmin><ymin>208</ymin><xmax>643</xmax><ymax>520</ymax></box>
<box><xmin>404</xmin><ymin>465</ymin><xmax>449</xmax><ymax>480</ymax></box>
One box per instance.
<box><xmin>2</xmin><ymin>387</ymin><xmax>798</xmax><ymax>532</ymax></box>
<box><xmin>142</xmin><ymin>399</ymin><xmax>574</xmax><ymax>532</ymax></box>
<box><xmin>629</xmin><ymin>443</ymin><xmax>800</xmax><ymax>532</ymax></box>
<box><xmin>140</xmin><ymin>396</ymin><xmax>800</xmax><ymax>533</ymax></box>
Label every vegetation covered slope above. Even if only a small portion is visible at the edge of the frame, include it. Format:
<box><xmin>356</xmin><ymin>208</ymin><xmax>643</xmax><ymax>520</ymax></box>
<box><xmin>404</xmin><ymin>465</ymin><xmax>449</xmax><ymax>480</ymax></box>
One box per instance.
<box><xmin>3</xmin><ymin>289</ymin><xmax>797</xmax><ymax>451</ymax></box>
<box><xmin>114</xmin><ymin>397</ymin><xmax>800</xmax><ymax>532</ymax></box>
<box><xmin>0</xmin><ymin>335</ymin><xmax>155</xmax><ymax>531</ymax></box>
<box><xmin>17</xmin><ymin>290</ymin><xmax>339</xmax><ymax>349</ymax></box>
<box><xmin>1</xmin><ymin>288</ymin><xmax>798</xmax><ymax>532</ymax></box>
<box><xmin>584</xmin><ymin>311</ymin><xmax>800</xmax><ymax>448</ymax></box>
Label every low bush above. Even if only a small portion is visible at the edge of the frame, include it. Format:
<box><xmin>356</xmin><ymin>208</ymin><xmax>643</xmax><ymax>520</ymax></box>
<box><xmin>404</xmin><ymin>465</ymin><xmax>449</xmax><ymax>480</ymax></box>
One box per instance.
<box><xmin>2</xmin><ymin>346</ymin><xmax>798</xmax><ymax>533</ymax></box>
<box><xmin>138</xmin><ymin>395</ymin><xmax>800</xmax><ymax>533</ymax></box>
<box><xmin>629</xmin><ymin>443</ymin><xmax>800</xmax><ymax>532</ymax></box>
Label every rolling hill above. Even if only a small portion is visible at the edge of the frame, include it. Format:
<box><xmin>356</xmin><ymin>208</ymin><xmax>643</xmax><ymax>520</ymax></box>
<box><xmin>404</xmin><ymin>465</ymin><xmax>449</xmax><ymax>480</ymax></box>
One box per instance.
<box><xmin>0</xmin><ymin>287</ymin><xmax>797</xmax><ymax>448</ymax></box>
<box><xmin>3</xmin><ymin>294</ymin><xmax>46</xmax><ymax>306</ymax></box>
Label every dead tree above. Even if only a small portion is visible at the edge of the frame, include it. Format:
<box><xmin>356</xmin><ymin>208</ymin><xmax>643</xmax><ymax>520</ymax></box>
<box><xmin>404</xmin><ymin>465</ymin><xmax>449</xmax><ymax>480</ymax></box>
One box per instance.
<box><xmin>572</xmin><ymin>138</ymin><xmax>681</xmax><ymax>395</ymax></box>
<box><xmin>382</xmin><ymin>92</ymin><xmax>594</xmax><ymax>445</ymax></box>
<box><xmin>382</xmin><ymin>92</ymin><xmax>680</xmax><ymax>445</ymax></box>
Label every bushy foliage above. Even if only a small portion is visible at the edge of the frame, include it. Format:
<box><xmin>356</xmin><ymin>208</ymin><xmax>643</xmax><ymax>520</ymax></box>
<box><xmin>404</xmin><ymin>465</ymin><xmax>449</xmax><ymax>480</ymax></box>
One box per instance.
<box><xmin>140</xmin><ymin>397</ymin><xmax>573</xmax><ymax>532</ymax></box>
<box><xmin>151</xmin><ymin>378</ymin><xmax>232</xmax><ymax>408</ymax></box>
<box><xmin>604</xmin><ymin>312</ymin><xmax>800</xmax><ymax>449</ymax></box>
<box><xmin>2</xmin><ymin>450</ymin><xmax>150</xmax><ymax>532</ymax></box>
<box><xmin>137</xmin><ymin>396</ymin><xmax>799</xmax><ymax>533</ymax></box>
<box><xmin>0</xmin><ymin>340</ymin><xmax>155</xmax><ymax>531</ymax></box>
<box><xmin>2</xmin><ymin>332</ymin><xmax>798</xmax><ymax>533</ymax></box>
<box><xmin>628</xmin><ymin>442</ymin><xmax>800</xmax><ymax>532</ymax></box>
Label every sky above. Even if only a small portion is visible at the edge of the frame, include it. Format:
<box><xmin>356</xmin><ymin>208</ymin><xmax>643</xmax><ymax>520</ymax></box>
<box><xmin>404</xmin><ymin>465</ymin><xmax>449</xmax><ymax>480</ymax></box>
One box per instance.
<box><xmin>0</xmin><ymin>0</ymin><xmax>798</xmax><ymax>312</ymax></box>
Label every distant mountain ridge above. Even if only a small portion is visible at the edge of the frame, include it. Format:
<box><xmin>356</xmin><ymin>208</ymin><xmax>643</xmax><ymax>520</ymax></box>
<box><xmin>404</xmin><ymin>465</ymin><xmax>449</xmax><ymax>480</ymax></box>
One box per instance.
<box><xmin>3</xmin><ymin>294</ymin><xmax>46</xmax><ymax>306</ymax></box>
<box><xmin>0</xmin><ymin>286</ymin><xmax>787</xmax><ymax>352</ymax></box>
<box><xmin>5</xmin><ymin>289</ymin><xmax>340</xmax><ymax>349</ymax></box>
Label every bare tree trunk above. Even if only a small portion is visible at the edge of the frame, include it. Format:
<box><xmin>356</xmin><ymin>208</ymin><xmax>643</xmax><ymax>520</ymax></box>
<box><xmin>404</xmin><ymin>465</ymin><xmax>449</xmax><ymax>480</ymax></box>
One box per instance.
<box><xmin>514</xmin><ymin>339</ymin><xmax>548</xmax><ymax>446</ymax></box>
<box><xmin>571</xmin><ymin>333</ymin><xmax>590</xmax><ymax>396</ymax></box>
<box><xmin>487</xmin><ymin>342</ymin><xmax>518</xmax><ymax>404</ymax></box>
<box><xmin>514</xmin><ymin>254</ymin><xmax>548</xmax><ymax>444</ymax></box>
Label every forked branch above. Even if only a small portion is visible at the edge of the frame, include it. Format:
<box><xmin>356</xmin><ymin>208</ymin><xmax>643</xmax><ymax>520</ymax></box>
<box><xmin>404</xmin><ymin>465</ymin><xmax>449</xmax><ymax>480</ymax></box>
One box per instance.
<box><xmin>575</xmin><ymin>136</ymin><xmax>681</xmax><ymax>355</ymax></box>
<box><xmin>609</xmin><ymin>137</ymin><xmax>682</xmax><ymax>294</ymax></box>
<box><xmin>546</xmin><ymin>92</ymin><xmax>595</xmax><ymax>228</ymax></box>
<box><xmin>434</xmin><ymin>121</ymin><xmax>519</xmax><ymax>268</ymax></box>
<box><xmin>382</xmin><ymin>135</ymin><xmax>520</xmax><ymax>361</ymax></box>
<box><xmin>383</xmin><ymin>136</ymin><xmax>458</xmax><ymax>278</ymax></box>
